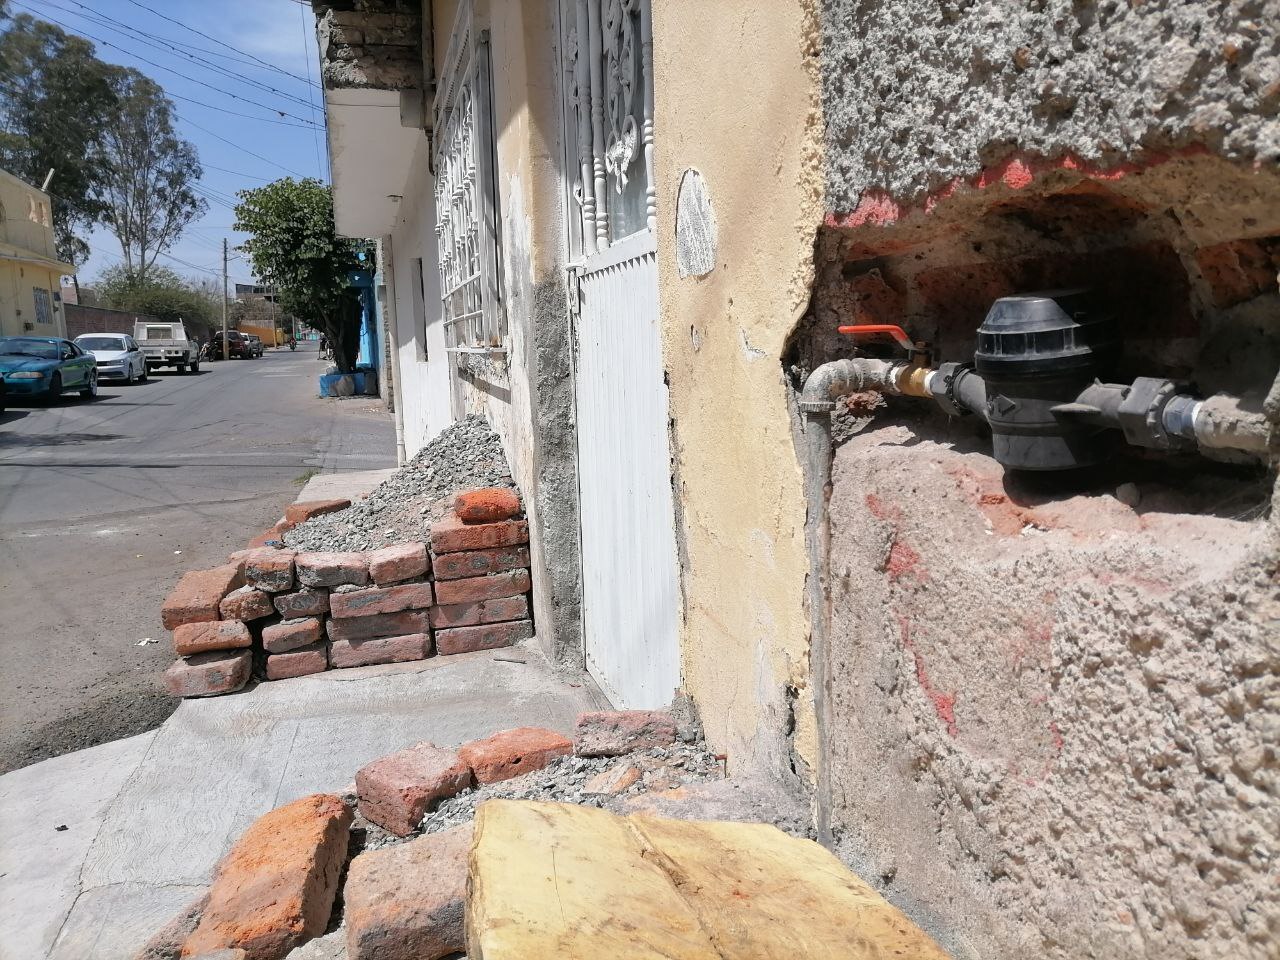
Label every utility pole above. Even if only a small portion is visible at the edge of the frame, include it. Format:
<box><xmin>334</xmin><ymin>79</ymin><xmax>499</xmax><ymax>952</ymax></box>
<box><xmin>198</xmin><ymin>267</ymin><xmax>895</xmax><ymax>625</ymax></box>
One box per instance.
<box><xmin>221</xmin><ymin>238</ymin><xmax>229</xmax><ymax>361</ymax></box>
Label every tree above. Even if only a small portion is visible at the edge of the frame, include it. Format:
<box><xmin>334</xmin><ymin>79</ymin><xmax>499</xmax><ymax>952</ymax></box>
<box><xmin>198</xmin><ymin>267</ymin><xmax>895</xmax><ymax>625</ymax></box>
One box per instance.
<box><xmin>233</xmin><ymin>178</ymin><xmax>366</xmax><ymax>372</ymax></box>
<box><xmin>0</xmin><ymin>12</ymin><xmax>118</xmax><ymax>265</ymax></box>
<box><xmin>96</xmin><ymin>263</ymin><xmax>217</xmax><ymax>339</ymax></box>
<box><xmin>97</xmin><ymin>70</ymin><xmax>206</xmax><ymax>283</ymax></box>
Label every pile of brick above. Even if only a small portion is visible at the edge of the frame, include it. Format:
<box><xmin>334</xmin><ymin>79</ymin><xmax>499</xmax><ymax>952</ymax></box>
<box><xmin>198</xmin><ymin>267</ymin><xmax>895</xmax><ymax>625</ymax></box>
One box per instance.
<box><xmin>160</xmin><ymin>489</ymin><xmax>533</xmax><ymax>699</ymax></box>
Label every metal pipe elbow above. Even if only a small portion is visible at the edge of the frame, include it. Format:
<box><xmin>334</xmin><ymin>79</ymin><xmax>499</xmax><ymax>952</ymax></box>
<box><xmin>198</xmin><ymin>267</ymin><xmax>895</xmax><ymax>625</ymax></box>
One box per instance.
<box><xmin>799</xmin><ymin>358</ymin><xmax>897</xmax><ymax>415</ymax></box>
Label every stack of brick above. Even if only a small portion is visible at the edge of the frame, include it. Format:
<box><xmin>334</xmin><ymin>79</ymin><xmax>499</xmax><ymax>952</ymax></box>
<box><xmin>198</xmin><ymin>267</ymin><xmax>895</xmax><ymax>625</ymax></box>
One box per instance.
<box><xmin>159</xmin><ymin>490</ymin><xmax>534</xmax><ymax>698</ymax></box>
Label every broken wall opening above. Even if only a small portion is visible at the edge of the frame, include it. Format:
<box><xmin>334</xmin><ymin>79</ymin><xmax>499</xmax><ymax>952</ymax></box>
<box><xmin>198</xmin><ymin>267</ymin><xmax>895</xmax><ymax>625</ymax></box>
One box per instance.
<box><xmin>791</xmin><ymin>154</ymin><xmax>1280</xmax><ymax>959</ymax></box>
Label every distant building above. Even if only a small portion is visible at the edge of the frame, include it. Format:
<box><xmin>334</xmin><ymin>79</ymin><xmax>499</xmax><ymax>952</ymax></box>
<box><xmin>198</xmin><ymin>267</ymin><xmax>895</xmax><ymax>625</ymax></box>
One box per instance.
<box><xmin>234</xmin><ymin>282</ymin><xmax>277</xmax><ymax>302</ymax></box>
<box><xmin>0</xmin><ymin>169</ymin><xmax>74</xmax><ymax>337</ymax></box>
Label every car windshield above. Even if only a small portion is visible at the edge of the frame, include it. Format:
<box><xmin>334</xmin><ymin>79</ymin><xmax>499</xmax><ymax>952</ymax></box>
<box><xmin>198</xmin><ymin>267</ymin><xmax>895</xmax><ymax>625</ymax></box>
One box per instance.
<box><xmin>77</xmin><ymin>337</ymin><xmax>126</xmax><ymax>352</ymax></box>
<box><xmin>0</xmin><ymin>338</ymin><xmax>58</xmax><ymax>359</ymax></box>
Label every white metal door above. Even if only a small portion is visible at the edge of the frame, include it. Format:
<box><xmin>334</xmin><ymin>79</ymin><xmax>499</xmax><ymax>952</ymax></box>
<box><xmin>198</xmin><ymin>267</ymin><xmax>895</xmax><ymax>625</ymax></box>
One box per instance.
<box><xmin>562</xmin><ymin>0</ymin><xmax>679</xmax><ymax>707</ymax></box>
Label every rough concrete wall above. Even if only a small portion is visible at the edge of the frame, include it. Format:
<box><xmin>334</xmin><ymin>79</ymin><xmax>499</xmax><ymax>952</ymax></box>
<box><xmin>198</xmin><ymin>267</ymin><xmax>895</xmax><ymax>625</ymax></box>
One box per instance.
<box><xmin>822</xmin><ymin>0</ymin><xmax>1280</xmax><ymax>214</ymax></box>
<box><xmin>652</xmin><ymin>0</ymin><xmax>824</xmax><ymax>782</ymax></box>
<box><xmin>315</xmin><ymin>2</ymin><xmax>423</xmax><ymax>91</ymax></box>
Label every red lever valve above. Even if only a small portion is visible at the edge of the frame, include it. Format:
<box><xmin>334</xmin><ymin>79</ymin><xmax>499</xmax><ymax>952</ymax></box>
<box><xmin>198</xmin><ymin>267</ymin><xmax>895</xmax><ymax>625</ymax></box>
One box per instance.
<box><xmin>837</xmin><ymin>324</ymin><xmax>915</xmax><ymax>353</ymax></box>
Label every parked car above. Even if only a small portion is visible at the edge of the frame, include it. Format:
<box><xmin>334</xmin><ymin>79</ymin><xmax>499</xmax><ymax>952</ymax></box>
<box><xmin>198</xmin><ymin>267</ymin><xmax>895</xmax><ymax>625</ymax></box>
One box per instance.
<box><xmin>213</xmin><ymin>330</ymin><xmax>253</xmax><ymax>359</ymax></box>
<box><xmin>134</xmin><ymin>320</ymin><xmax>200</xmax><ymax>373</ymax></box>
<box><xmin>243</xmin><ymin>334</ymin><xmax>264</xmax><ymax>357</ymax></box>
<box><xmin>74</xmin><ymin>333</ymin><xmax>148</xmax><ymax>384</ymax></box>
<box><xmin>0</xmin><ymin>336</ymin><xmax>98</xmax><ymax>401</ymax></box>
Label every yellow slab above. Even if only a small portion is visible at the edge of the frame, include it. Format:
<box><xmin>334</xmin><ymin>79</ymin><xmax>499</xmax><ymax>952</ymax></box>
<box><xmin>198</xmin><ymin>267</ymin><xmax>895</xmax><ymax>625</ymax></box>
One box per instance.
<box><xmin>466</xmin><ymin>799</ymin><xmax>950</xmax><ymax>960</ymax></box>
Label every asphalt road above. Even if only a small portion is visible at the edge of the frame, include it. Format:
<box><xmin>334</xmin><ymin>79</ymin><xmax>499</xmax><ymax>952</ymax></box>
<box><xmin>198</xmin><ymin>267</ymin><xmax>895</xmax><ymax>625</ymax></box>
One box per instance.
<box><xmin>0</xmin><ymin>349</ymin><xmax>395</xmax><ymax>772</ymax></box>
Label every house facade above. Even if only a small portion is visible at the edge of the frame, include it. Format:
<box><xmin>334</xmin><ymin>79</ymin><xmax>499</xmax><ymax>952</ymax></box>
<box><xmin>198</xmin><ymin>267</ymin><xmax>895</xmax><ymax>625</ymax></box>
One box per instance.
<box><xmin>0</xmin><ymin>169</ymin><xmax>74</xmax><ymax>338</ymax></box>
<box><xmin>310</xmin><ymin>2</ymin><xmax>1279</xmax><ymax>957</ymax></box>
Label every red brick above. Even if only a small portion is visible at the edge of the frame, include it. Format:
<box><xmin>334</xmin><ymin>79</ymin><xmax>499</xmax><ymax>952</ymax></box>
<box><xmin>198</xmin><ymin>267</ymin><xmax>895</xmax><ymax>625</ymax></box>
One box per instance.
<box><xmin>429</xmin><ymin>514</ymin><xmax>528</xmax><ymax>554</ymax></box>
<box><xmin>164</xmin><ymin>650</ymin><xmax>252</xmax><ymax>698</ymax></box>
<box><xmin>182</xmin><ymin>794</ymin><xmax>351</xmax><ymax>959</ymax></box>
<box><xmin>330</xmin><ymin>581</ymin><xmax>434</xmax><ymax>619</ymax></box>
<box><xmin>284</xmin><ymin>499</ymin><xmax>351</xmax><ymax>525</ymax></box>
<box><xmin>431</xmin><ymin>545</ymin><xmax>529</xmax><ymax>581</ymax></box>
<box><xmin>161</xmin><ymin>563</ymin><xmax>246</xmax><ymax>630</ymax></box>
<box><xmin>433</xmin><ymin>569</ymin><xmax>530</xmax><ymax>605</ymax></box>
<box><xmin>582</xmin><ymin>762</ymin><xmax>642</xmax><ymax>796</ymax></box>
<box><xmin>329</xmin><ymin>633</ymin><xmax>431</xmax><ymax>669</ymax></box>
<box><xmin>343</xmin><ymin>824</ymin><xmax>471</xmax><ymax>960</ymax></box>
<box><xmin>219</xmin><ymin>585</ymin><xmax>276</xmax><ymax>622</ymax></box>
<box><xmin>296</xmin><ymin>551</ymin><xmax>370</xmax><ymax>588</ymax></box>
<box><xmin>434</xmin><ymin>619</ymin><xmax>533</xmax><ymax>656</ymax></box>
<box><xmin>273</xmin><ymin>587</ymin><xmax>330</xmax><ymax>619</ymax></box>
<box><xmin>457</xmin><ymin>727</ymin><xmax>571</xmax><ymax>785</ymax></box>
<box><xmin>262</xmin><ymin>617</ymin><xmax>325</xmax><ymax>654</ymax></box>
<box><xmin>367</xmin><ymin>542</ymin><xmax>429</xmax><ymax>585</ymax></box>
<box><xmin>266</xmin><ymin>642</ymin><xmax>328</xmax><ymax>680</ymax></box>
<box><xmin>242</xmin><ymin>548</ymin><xmax>296</xmax><ymax>592</ymax></box>
<box><xmin>574</xmin><ymin>710</ymin><xmax>678</xmax><ymax>757</ymax></box>
<box><xmin>355</xmin><ymin>743</ymin><xmax>472</xmax><ymax>836</ymax></box>
<box><xmin>429</xmin><ymin>595</ymin><xmax>528</xmax><ymax>629</ymax></box>
<box><xmin>454</xmin><ymin>488</ymin><xmax>521</xmax><ymax>524</ymax></box>
<box><xmin>326</xmin><ymin>609</ymin><xmax>431</xmax><ymax>642</ymax></box>
<box><xmin>172</xmin><ymin>619</ymin><xmax>252</xmax><ymax>656</ymax></box>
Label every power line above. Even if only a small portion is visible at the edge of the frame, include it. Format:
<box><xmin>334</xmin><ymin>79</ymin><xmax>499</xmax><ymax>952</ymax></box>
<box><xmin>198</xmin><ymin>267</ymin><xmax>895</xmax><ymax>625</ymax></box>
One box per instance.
<box><xmin>298</xmin><ymin>0</ymin><xmax>326</xmax><ymax>182</ymax></box>
<box><xmin>165</xmin><ymin>90</ymin><xmax>323</xmax><ymax>130</ymax></box>
<box><xmin>181</xmin><ymin>117</ymin><xmax>308</xmax><ymax>179</ymax></box>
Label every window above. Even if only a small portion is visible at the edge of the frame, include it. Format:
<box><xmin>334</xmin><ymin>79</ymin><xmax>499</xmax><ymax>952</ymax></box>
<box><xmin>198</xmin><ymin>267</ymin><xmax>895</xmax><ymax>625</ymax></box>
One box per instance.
<box><xmin>412</xmin><ymin>257</ymin><xmax>429</xmax><ymax>361</ymax></box>
<box><xmin>33</xmin><ymin>287</ymin><xmax>52</xmax><ymax>324</ymax></box>
<box><xmin>435</xmin><ymin>0</ymin><xmax>504</xmax><ymax>352</ymax></box>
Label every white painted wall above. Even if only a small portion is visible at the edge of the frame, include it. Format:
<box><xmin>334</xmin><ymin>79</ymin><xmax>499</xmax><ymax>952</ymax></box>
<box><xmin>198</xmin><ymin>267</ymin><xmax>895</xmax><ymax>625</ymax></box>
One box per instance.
<box><xmin>387</xmin><ymin>139</ymin><xmax>453</xmax><ymax>456</ymax></box>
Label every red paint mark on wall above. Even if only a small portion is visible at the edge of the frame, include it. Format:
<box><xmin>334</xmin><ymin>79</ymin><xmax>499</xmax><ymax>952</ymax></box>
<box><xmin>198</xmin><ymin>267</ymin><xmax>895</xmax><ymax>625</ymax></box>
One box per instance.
<box><xmin>886</xmin><ymin>539</ymin><xmax>925</xmax><ymax>581</ymax></box>
<box><xmin>864</xmin><ymin>492</ymin><xmax>901</xmax><ymax>522</ymax></box>
<box><xmin>1049</xmin><ymin>721</ymin><xmax>1064</xmax><ymax>755</ymax></box>
<box><xmin>898</xmin><ymin>616</ymin><xmax>958</xmax><ymax>737</ymax></box>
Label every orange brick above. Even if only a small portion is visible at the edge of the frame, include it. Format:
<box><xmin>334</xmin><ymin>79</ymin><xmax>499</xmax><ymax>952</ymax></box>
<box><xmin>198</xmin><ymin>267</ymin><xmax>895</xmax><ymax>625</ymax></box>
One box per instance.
<box><xmin>284</xmin><ymin>499</ymin><xmax>351</xmax><ymax>524</ymax></box>
<box><xmin>432</xmin><ymin>545</ymin><xmax>529</xmax><ymax>581</ymax></box>
<box><xmin>435</xmin><ymin>619</ymin><xmax>533</xmax><ymax>655</ymax></box>
<box><xmin>161</xmin><ymin>563</ymin><xmax>246</xmax><ymax>630</ymax></box>
<box><xmin>457</xmin><ymin>727</ymin><xmax>571</xmax><ymax>785</ymax></box>
<box><xmin>455</xmin><ymin>488</ymin><xmax>521</xmax><ymax>524</ymax></box>
<box><xmin>429</xmin><ymin>514</ymin><xmax>528</xmax><ymax>554</ymax></box>
<box><xmin>433</xmin><ymin>569</ymin><xmax>530</xmax><ymax>605</ymax></box>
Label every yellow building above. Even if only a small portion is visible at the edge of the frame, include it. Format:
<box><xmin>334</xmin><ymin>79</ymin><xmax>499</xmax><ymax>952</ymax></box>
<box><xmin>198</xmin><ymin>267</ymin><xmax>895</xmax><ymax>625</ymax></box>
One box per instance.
<box><xmin>0</xmin><ymin>169</ymin><xmax>74</xmax><ymax>338</ymax></box>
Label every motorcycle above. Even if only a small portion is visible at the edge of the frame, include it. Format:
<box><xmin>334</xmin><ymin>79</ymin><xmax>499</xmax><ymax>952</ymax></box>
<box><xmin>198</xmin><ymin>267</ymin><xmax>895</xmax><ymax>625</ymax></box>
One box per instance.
<box><xmin>288</xmin><ymin>340</ymin><xmax>297</xmax><ymax>351</ymax></box>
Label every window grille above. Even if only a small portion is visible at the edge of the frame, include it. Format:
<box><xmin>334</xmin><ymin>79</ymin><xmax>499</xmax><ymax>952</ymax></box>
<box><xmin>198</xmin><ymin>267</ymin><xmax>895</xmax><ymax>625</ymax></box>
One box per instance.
<box><xmin>435</xmin><ymin>2</ymin><xmax>503</xmax><ymax>353</ymax></box>
<box><xmin>33</xmin><ymin>287</ymin><xmax>52</xmax><ymax>324</ymax></box>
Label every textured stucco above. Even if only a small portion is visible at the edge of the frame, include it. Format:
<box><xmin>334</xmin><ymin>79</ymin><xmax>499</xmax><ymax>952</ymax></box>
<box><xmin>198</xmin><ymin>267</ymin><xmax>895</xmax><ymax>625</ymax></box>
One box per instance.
<box><xmin>653</xmin><ymin>0</ymin><xmax>824</xmax><ymax>782</ymax></box>
<box><xmin>822</xmin><ymin>0</ymin><xmax>1280</xmax><ymax>213</ymax></box>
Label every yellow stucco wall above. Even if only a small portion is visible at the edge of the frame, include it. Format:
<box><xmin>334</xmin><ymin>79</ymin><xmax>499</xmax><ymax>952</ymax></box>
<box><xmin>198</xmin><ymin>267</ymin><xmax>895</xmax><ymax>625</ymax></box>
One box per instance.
<box><xmin>0</xmin><ymin>169</ymin><xmax>70</xmax><ymax>338</ymax></box>
<box><xmin>651</xmin><ymin>1</ymin><xmax>823</xmax><ymax>780</ymax></box>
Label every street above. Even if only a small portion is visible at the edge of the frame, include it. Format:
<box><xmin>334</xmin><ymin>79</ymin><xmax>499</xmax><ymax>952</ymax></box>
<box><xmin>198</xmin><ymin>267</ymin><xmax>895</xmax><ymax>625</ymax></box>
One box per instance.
<box><xmin>0</xmin><ymin>349</ymin><xmax>395</xmax><ymax>773</ymax></box>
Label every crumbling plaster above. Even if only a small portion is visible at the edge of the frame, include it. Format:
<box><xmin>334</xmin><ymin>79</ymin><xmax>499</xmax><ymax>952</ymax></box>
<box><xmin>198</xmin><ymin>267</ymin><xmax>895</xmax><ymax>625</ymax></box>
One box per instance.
<box><xmin>652</xmin><ymin>0</ymin><xmax>825</xmax><ymax>783</ymax></box>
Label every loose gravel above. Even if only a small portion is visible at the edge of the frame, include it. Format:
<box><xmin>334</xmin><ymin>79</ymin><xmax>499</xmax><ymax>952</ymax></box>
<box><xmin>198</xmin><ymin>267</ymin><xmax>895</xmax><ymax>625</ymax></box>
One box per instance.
<box><xmin>285</xmin><ymin>416</ymin><xmax>517</xmax><ymax>552</ymax></box>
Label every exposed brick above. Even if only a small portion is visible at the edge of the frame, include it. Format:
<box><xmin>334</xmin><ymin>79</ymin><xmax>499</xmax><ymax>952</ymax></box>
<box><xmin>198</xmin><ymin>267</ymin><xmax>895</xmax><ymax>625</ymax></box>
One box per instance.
<box><xmin>457</xmin><ymin>727</ymin><xmax>571</xmax><ymax>785</ymax></box>
<box><xmin>173</xmin><ymin>619</ymin><xmax>252</xmax><ymax>656</ymax></box>
<box><xmin>326</xmin><ymin>609</ymin><xmax>431</xmax><ymax>642</ymax></box>
<box><xmin>182</xmin><ymin>794</ymin><xmax>351</xmax><ymax>959</ymax></box>
<box><xmin>296</xmin><ymin>551</ymin><xmax>370</xmax><ymax>588</ymax></box>
<box><xmin>284</xmin><ymin>499</ymin><xmax>351</xmax><ymax>525</ymax></box>
<box><xmin>431</xmin><ymin>545</ymin><xmax>529</xmax><ymax>581</ymax></box>
<box><xmin>355</xmin><ymin>743</ymin><xmax>471</xmax><ymax>836</ymax></box>
<box><xmin>330</xmin><ymin>581</ymin><xmax>434</xmax><ymax>619</ymax></box>
<box><xmin>582</xmin><ymin>762</ymin><xmax>642</xmax><ymax>796</ymax></box>
<box><xmin>429</xmin><ymin>595</ymin><xmax>528</xmax><ymax>630</ymax></box>
<box><xmin>273</xmin><ymin>587</ymin><xmax>330</xmax><ymax>619</ymax></box>
<box><xmin>454</xmin><ymin>488</ymin><xmax>521</xmax><ymax>524</ymax></box>
<box><xmin>219</xmin><ymin>586</ymin><xmax>275</xmax><ymax>622</ymax></box>
<box><xmin>161</xmin><ymin>563</ymin><xmax>246</xmax><ymax>630</ymax></box>
<box><xmin>368</xmin><ymin>542</ymin><xmax>429</xmax><ymax>585</ymax></box>
<box><xmin>242</xmin><ymin>548</ymin><xmax>296</xmax><ymax>592</ymax></box>
<box><xmin>266</xmin><ymin>642</ymin><xmax>328</xmax><ymax>680</ymax></box>
<box><xmin>434</xmin><ymin>619</ymin><xmax>533</xmax><ymax>656</ymax></box>
<box><xmin>344</xmin><ymin>824</ymin><xmax>471</xmax><ymax>960</ymax></box>
<box><xmin>574</xmin><ymin>710</ymin><xmax>678</xmax><ymax>757</ymax></box>
<box><xmin>429</xmin><ymin>514</ymin><xmax>528</xmax><ymax>555</ymax></box>
<box><xmin>164</xmin><ymin>650</ymin><xmax>252</xmax><ymax>699</ymax></box>
<box><xmin>262</xmin><ymin>617</ymin><xmax>325</xmax><ymax>654</ymax></box>
<box><xmin>433</xmin><ymin>569</ymin><xmax>530</xmax><ymax>605</ymax></box>
<box><xmin>329</xmin><ymin>633</ymin><xmax>431</xmax><ymax>669</ymax></box>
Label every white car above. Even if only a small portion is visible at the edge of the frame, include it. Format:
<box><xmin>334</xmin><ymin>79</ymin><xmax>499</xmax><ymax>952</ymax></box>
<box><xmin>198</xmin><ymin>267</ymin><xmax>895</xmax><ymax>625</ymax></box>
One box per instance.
<box><xmin>74</xmin><ymin>333</ymin><xmax>148</xmax><ymax>384</ymax></box>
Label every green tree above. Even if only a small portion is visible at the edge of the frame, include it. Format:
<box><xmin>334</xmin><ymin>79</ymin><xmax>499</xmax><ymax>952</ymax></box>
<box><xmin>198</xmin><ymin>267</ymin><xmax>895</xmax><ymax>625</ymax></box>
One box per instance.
<box><xmin>97</xmin><ymin>70</ymin><xmax>206</xmax><ymax>282</ymax></box>
<box><xmin>0</xmin><ymin>12</ymin><xmax>118</xmax><ymax>266</ymax></box>
<box><xmin>96</xmin><ymin>263</ymin><xmax>217</xmax><ymax>339</ymax></box>
<box><xmin>233</xmin><ymin>178</ymin><xmax>366</xmax><ymax>372</ymax></box>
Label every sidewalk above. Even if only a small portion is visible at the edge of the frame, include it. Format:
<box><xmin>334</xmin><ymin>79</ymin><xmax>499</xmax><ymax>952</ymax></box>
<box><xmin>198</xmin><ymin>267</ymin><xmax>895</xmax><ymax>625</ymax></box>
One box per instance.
<box><xmin>0</xmin><ymin>644</ymin><xmax>602</xmax><ymax>960</ymax></box>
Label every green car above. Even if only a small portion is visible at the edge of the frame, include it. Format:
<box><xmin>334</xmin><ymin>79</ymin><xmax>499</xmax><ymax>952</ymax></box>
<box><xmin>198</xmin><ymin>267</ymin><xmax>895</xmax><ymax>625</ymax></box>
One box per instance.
<box><xmin>0</xmin><ymin>336</ymin><xmax>99</xmax><ymax>401</ymax></box>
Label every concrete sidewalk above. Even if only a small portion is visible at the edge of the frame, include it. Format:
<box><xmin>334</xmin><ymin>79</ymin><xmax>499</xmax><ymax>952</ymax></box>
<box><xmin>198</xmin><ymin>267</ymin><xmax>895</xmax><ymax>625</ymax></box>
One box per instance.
<box><xmin>0</xmin><ymin>643</ymin><xmax>603</xmax><ymax>960</ymax></box>
<box><xmin>297</xmin><ymin>467</ymin><xmax>399</xmax><ymax>503</ymax></box>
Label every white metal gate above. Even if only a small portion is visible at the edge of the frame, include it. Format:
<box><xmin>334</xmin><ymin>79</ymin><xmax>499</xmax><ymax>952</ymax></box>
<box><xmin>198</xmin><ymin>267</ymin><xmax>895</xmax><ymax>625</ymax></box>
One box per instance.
<box><xmin>562</xmin><ymin>0</ymin><xmax>680</xmax><ymax>708</ymax></box>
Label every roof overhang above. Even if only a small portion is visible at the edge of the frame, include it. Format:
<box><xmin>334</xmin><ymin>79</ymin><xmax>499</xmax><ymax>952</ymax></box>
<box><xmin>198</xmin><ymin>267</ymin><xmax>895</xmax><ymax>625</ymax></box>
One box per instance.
<box><xmin>325</xmin><ymin>87</ymin><xmax>426</xmax><ymax>239</ymax></box>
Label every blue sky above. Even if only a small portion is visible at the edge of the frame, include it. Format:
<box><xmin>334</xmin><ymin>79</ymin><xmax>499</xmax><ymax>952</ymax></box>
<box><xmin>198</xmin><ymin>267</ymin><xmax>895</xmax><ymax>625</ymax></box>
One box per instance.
<box><xmin>22</xmin><ymin>0</ymin><xmax>328</xmax><ymax>288</ymax></box>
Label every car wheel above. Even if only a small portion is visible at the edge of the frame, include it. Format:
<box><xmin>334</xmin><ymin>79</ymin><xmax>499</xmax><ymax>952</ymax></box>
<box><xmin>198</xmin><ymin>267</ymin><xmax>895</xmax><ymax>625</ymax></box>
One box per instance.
<box><xmin>126</xmin><ymin>365</ymin><xmax>136</xmax><ymax>385</ymax></box>
<box><xmin>139</xmin><ymin>363</ymin><xmax>148</xmax><ymax>382</ymax></box>
<box><xmin>80</xmin><ymin>371</ymin><xmax>98</xmax><ymax>399</ymax></box>
<box><xmin>46</xmin><ymin>372</ymin><xmax>62</xmax><ymax>403</ymax></box>
<box><xmin>190</xmin><ymin>359</ymin><xmax>200</xmax><ymax>373</ymax></box>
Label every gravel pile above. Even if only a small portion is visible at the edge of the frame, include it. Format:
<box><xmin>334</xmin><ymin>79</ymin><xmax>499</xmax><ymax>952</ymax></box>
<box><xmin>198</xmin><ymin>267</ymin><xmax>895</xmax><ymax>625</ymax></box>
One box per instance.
<box><xmin>285</xmin><ymin>416</ymin><xmax>517</xmax><ymax>552</ymax></box>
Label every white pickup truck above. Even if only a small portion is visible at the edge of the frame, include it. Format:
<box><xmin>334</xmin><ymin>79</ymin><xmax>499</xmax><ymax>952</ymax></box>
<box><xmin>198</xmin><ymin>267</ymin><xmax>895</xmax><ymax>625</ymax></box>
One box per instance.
<box><xmin>134</xmin><ymin>321</ymin><xmax>200</xmax><ymax>374</ymax></box>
